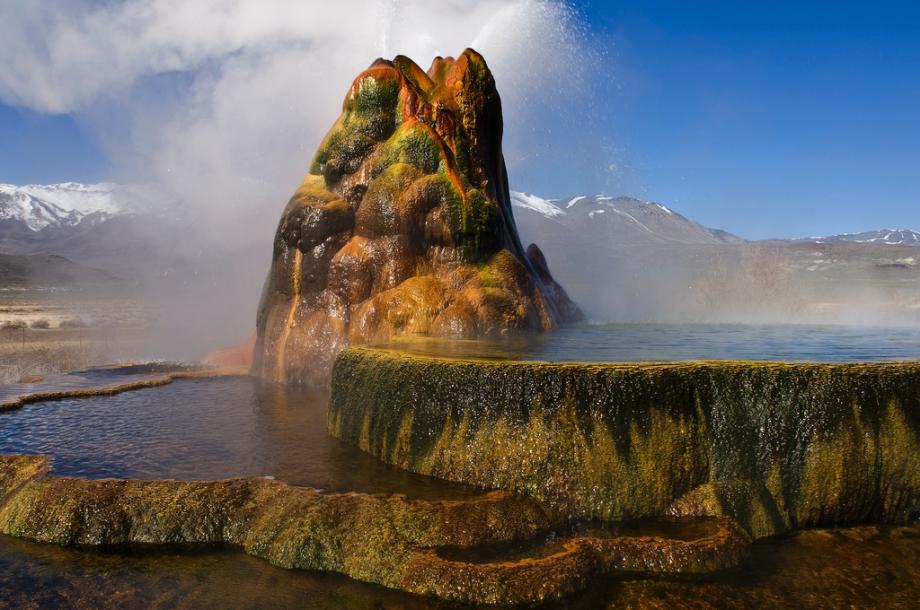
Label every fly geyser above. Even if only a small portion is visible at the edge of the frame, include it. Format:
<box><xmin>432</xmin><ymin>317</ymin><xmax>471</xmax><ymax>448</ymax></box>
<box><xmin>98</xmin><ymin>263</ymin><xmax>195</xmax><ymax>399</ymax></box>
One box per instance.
<box><xmin>255</xmin><ymin>50</ymin><xmax>580</xmax><ymax>385</ymax></box>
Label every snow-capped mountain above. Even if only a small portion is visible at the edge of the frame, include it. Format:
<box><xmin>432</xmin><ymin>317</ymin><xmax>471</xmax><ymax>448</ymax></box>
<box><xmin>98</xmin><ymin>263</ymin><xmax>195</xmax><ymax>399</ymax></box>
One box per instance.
<box><xmin>510</xmin><ymin>192</ymin><xmax>743</xmax><ymax>246</ymax></box>
<box><xmin>510</xmin><ymin>192</ymin><xmax>567</xmax><ymax>218</ymax></box>
<box><xmin>0</xmin><ymin>182</ymin><xmax>155</xmax><ymax>231</ymax></box>
<box><xmin>809</xmin><ymin>229</ymin><xmax>920</xmax><ymax>246</ymax></box>
<box><xmin>0</xmin><ymin>182</ymin><xmax>187</xmax><ymax>276</ymax></box>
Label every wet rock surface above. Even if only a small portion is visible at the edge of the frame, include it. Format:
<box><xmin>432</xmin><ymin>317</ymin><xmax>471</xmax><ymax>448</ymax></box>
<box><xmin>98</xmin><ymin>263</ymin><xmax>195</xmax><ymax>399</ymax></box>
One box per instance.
<box><xmin>255</xmin><ymin>49</ymin><xmax>580</xmax><ymax>387</ymax></box>
<box><xmin>329</xmin><ymin>348</ymin><xmax>920</xmax><ymax>536</ymax></box>
<box><xmin>0</xmin><ymin>453</ymin><xmax>746</xmax><ymax>605</ymax></box>
<box><xmin>592</xmin><ymin>524</ymin><xmax>920</xmax><ymax>609</ymax></box>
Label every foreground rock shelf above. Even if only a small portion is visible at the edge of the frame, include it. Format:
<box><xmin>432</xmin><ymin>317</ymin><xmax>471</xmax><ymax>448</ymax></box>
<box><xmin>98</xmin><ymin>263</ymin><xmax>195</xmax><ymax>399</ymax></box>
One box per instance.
<box><xmin>329</xmin><ymin>347</ymin><xmax>920</xmax><ymax>539</ymax></box>
<box><xmin>0</xmin><ymin>454</ymin><xmax>745</xmax><ymax>605</ymax></box>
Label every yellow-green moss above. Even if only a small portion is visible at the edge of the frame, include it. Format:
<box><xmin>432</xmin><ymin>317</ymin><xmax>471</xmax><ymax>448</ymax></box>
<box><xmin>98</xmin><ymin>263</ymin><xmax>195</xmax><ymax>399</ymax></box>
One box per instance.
<box><xmin>310</xmin><ymin>75</ymin><xmax>401</xmax><ymax>183</ymax></box>
<box><xmin>330</xmin><ymin>348</ymin><xmax>920</xmax><ymax>536</ymax></box>
<box><xmin>374</xmin><ymin>122</ymin><xmax>442</xmax><ymax>174</ymax></box>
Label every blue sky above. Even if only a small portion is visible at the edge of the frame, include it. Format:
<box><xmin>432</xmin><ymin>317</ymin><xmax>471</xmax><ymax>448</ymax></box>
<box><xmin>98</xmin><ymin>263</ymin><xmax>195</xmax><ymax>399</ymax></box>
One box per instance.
<box><xmin>1</xmin><ymin>0</ymin><xmax>918</xmax><ymax>239</ymax></box>
<box><xmin>0</xmin><ymin>104</ymin><xmax>110</xmax><ymax>185</ymax></box>
<box><xmin>571</xmin><ymin>0</ymin><xmax>920</xmax><ymax>238</ymax></box>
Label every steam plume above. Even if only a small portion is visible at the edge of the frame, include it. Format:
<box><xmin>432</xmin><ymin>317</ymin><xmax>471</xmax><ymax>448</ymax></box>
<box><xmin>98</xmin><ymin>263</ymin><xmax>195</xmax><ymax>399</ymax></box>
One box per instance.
<box><xmin>0</xmin><ymin>0</ymin><xmax>605</xmax><ymax>356</ymax></box>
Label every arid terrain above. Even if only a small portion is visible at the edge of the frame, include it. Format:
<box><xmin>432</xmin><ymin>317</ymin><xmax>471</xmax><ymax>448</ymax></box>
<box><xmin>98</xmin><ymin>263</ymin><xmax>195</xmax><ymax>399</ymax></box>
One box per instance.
<box><xmin>0</xmin><ymin>257</ymin><xmax>155</xmax><ymax>383</ymax></box>
<box><xmin>511</xmin><ymin>194</ymin><xmax>920</xmax><ymax>326</ymax></box>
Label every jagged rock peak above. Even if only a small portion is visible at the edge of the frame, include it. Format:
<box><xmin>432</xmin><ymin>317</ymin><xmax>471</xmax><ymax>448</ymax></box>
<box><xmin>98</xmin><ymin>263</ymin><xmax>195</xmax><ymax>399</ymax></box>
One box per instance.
<box><xmin>255</xmin><ymin>50</ymin><xmax>580</xmax><ymax>386</ymax></box>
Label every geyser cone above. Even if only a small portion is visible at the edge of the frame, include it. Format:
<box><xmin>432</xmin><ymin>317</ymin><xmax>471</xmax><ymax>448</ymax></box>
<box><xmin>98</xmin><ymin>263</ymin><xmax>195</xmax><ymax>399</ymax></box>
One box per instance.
<box><xmin>256</xmin><ymin>49</ymin><xmax>581</xmax><ymax>386</ymax></box>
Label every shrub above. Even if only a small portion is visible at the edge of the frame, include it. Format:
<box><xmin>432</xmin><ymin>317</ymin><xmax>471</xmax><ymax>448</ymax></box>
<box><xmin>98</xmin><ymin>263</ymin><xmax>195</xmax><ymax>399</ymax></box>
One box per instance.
<box><xmin>59</xmin><ymin>318</ymin><xmax>87</xmax><ymax>329</ymax></box>
<box><xmin>29</xmin><ymin>319</ymin><xmax>51</xmax><ymax>329</ymax></box>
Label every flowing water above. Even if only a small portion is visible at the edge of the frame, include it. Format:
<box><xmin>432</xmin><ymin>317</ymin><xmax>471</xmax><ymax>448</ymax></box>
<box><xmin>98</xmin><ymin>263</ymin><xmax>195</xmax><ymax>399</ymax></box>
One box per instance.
<box><xmin>1</xmin><ymin>323</ymin><xmax>919</xmax><ymax>607</ymax></box>
<box><xmin>6</xmin><ymin>323</ymin><xmax>919</xmax><ymax>485</ymax></box>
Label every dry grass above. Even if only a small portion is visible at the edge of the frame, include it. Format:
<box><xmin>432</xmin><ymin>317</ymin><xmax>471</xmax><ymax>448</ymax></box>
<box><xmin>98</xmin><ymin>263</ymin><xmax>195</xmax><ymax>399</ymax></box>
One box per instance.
<box><xmin>0</xmin><ymin>327</ymin><xmax>150</xmax><ymax>384</ymax></box>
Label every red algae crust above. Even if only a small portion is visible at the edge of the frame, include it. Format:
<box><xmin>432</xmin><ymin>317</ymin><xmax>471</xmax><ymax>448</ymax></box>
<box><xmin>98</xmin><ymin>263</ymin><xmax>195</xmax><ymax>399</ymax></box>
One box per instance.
<box><xmin>329</xmin><ymin>347</ymin><xmax>920</xmax><ymax>539</ymax></box>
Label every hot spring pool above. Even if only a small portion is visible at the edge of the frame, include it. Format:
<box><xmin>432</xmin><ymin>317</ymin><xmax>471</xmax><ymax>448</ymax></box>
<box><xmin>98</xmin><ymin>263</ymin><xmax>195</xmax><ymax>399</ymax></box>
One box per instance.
<box><xmin>0</xmin><ymin>375</ymin><xmax>477</xmax><ymax>499</ymax></box>
<box><xmin>1</xmin><ymin>323</ymin><xmax>919</xmax><ymax>608</ymax></box>
<box><xmin>379</xmin><ymin>323</ymin><xmax>920</xmax><ymax>362</ymax></box>
<box><xmin>3</xmin><ymin>324</ymin><xmax>918</xmax><ymax>496</ymax></box>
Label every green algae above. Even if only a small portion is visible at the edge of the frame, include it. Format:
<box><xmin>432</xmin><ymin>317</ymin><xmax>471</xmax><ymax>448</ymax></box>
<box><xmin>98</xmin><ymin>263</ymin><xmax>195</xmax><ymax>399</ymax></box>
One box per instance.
<box><xmin>329</xmin><ymin>348</ymin><xmax>920</xmax><ymax>537</ymax></box>
<box><xmin>457</xmin><ymin>187</ymin><xmax>501</xmax><ymax>261</ymax></box>
<box><xmin>0</xmin><ymin>453</ymin><xmax>746</xmax><ymax>605</ymax></box>
<box><xmin>310</xmin><ymin>75</ymin><xmax>401</xmax><ymax>183</ymax></box>
<box><xmin>375</xmin><ymin>123</ymin><xmax>442</xmax><ymax>175</ymax></box>
<box><xmin>355</xmin><ymin>162</ymin><xmax>423</xmax><ymax>236</ymax></box>
<box><xmin>257</xmin><ymin>51</ymin><xmax>581</xmax><ymax>386</ymax></box>
<box><xmin>0</xmin><ymin>455</ymin><xmax>547</xmax><ymax>602</ymax></box>
<box><xmin>346</xmin><ymin>75</ymin><xmax>401</xmax><ymax>115</ymax></box>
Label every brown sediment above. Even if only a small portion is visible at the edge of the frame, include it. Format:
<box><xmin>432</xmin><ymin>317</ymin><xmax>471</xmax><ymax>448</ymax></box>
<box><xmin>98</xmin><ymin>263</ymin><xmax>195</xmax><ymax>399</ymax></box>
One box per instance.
<box><xmin>203</xmin><ymin>334</ymin><xmax>256</xmax><ymax>368</ymax></box>
<box><xmin>255</xmin><ymin>49</ymin><xmax>580</xmax><ymax>387</ymax></box>
<box><xmin>275</xmin><ymin>248</ymin><xmax>303</xmax><ymax>384</ymax></box>
<box><xmin>0</xmin><ymin>454</ymin><xmax>746</xmax><ymax>606</ymax></box>
<box><xmin>411</xmin><ymin>518</ymin><xmax>748</xmax><ymax>605</ymax></box>
<box><xmin>329</xmin><ymin>348</ymin><xmax>920</xmax><ymax>538</ymax></box>
<box><xmin>0</xmin><ymin>368</ymin><xmax>248</xmax><ymax>412</ymax></box>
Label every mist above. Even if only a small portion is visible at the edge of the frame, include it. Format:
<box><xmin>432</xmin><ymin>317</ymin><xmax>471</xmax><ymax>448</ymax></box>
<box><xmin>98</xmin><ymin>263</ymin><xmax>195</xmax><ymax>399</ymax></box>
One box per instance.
<box><xmin>2</xmin><ymin>1</ymin><xmax>916</xmax><ymax>363</ymax></box>
<box><xmin>0</xmin><ymin>0</ymin><xmax>609</xmax><ymax>358</ymax></box>
<box><xmin>532</xmin><ymin>240</ymin><xmax>920</xmax><ymax>329</ymax></box>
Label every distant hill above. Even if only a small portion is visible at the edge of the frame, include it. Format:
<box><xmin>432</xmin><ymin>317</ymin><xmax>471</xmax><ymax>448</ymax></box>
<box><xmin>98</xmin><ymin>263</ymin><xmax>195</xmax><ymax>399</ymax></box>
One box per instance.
<box><xmin>509</xmin><ymin>191</ymin><xmax>920</xmax><ymax>326</ymax></box>
<box><xmin>0</xmin><ymin>182</ymin><xmax>188</xmax><ymax>276</ymax></box>
<box><xmin>0</xmin><ymin>182</ymin><xmax>151</xmax><ymax>230</ymax></box>
<box><xmin>0</xmin><ymin>253</ymin><xmax>115</xmax><ymax>287</ymax></box>
<box><xmin>804</xmin><ymin>229</ymin><xmax>920</xmax><ymax>246</ymax></box>
<box><xmin>1</xmin><ymin>183</ymin><xmax>918</xmax><ymax>326</ymax></box>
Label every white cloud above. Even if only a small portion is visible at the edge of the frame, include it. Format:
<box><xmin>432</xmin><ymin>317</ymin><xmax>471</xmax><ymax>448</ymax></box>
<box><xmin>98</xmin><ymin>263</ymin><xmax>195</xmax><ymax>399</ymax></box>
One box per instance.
<box><xmin>0</xmin><ymin>1</ymin><xmax>596</xmax><ymax>226</ymax></box>
<box><xmin>0</xmin><ymin>0</ymin><xmax>605</xmax><ymax>343</ymax></box>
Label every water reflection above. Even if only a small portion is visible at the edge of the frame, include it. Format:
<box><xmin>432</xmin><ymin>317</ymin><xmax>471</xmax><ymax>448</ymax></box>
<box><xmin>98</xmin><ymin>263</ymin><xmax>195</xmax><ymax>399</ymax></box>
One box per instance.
<box><xmin>2</xmin><ymin>325</ymin><xmax>918</xmax><ymax>606</ymax></box>
<box><xmin>0</xmin><ymin>535</ymin><xmax>439</xmax><ymax>610</ymax></box>
<box><xmin>580</xmin><ymin>525</ymin><xmax>920</xmax><ymax>609</ymax></box>
<box><xmin>1</xmin><ymin>525</ymin><xmax>916</xmax><ymax>609</ymax></box>
<box><xmin>0</xmin><ymin>376</ymin><xmax>478</xmax><ymax>499</ymax></box>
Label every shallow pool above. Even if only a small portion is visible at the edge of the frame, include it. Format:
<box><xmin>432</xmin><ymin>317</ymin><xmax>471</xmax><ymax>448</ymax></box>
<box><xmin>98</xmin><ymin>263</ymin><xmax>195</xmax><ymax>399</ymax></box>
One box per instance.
<box><xmin>0</xmin><ymin>376</ymin><xmax>477</xmax><ymax>499</ymax></box>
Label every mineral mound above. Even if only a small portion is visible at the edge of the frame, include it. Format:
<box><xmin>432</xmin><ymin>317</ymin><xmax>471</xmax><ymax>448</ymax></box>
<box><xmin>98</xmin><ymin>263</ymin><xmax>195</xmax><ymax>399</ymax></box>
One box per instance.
<box><xmin>255</xmin><ymin>49</ymin><xmax>580</xmax><ymax>385</ymax></box>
